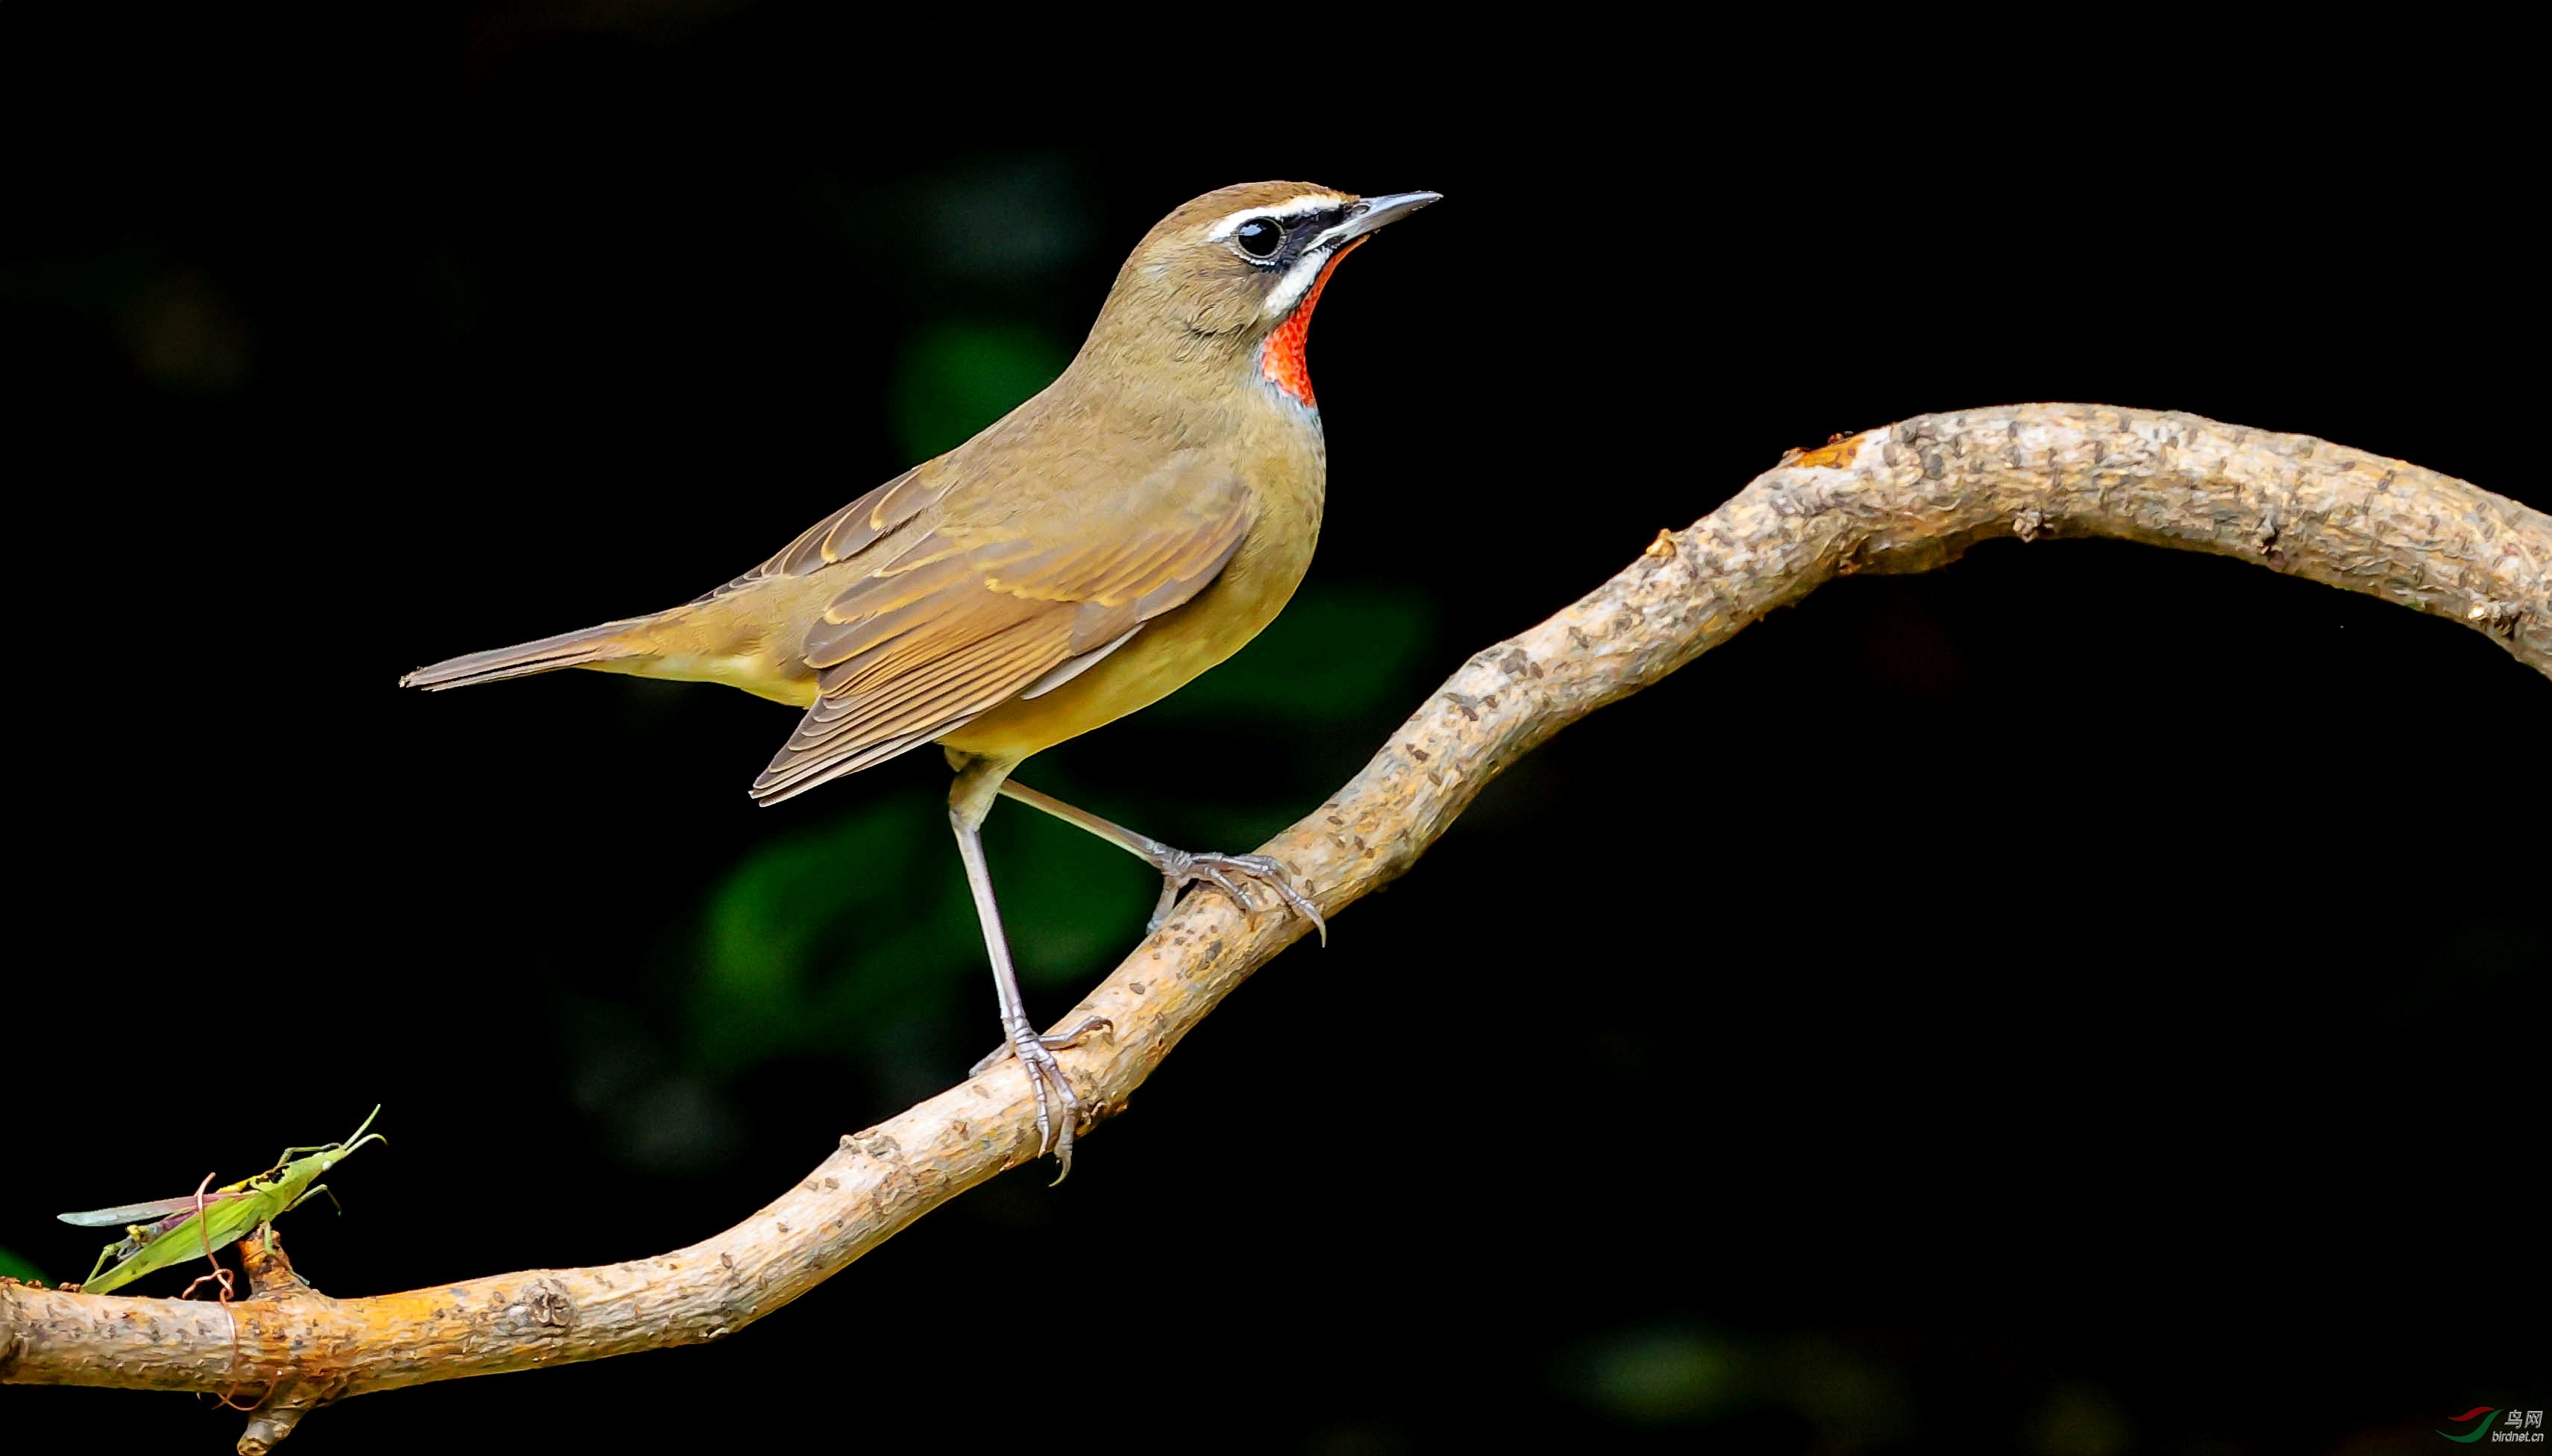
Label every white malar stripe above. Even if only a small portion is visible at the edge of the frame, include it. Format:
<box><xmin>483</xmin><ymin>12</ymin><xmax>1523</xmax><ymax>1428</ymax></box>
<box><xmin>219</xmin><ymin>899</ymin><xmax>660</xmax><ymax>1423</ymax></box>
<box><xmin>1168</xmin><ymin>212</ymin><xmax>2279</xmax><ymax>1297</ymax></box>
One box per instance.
<box><xmin>1203</xmin><ymin>193</ymin><xmax>1350</xmax><ymax>241</ymax></box>
<box><xmin>1261</xmin><ymin>245</ymin><xmax>1335</xmax><ymax>316</ymax></box>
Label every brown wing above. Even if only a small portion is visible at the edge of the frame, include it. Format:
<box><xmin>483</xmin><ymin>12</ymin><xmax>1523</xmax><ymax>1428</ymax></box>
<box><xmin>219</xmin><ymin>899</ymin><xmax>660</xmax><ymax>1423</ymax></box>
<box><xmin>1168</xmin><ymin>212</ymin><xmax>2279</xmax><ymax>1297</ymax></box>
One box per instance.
<box><xmin>692</xmin><ymin>468</ymin><xmax>943</xmax><ymax>603</ymax></box>
<box><xmin>747</xmin><ymin>463</ymin><xmax>1250</xmax><ymax>804</ymax></box>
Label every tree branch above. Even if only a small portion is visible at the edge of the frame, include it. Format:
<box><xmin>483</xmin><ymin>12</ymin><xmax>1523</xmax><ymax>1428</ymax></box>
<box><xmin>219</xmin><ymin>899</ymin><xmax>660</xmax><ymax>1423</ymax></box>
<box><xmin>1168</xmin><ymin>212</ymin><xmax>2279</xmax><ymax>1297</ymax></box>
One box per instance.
<box><xmin>5</xmin><ymin>404</ymin><xmax>2542</xmax><ymax>1449</ymax></box>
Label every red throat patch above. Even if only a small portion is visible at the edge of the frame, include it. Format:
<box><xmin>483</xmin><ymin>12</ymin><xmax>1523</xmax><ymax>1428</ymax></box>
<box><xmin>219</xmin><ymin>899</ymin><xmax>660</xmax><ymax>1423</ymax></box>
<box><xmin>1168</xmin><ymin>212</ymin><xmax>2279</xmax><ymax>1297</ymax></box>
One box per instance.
<box><xmin>1259</xmin><ymin>236</ymin><xmax>1365</xmax><ymax>407</ymax></box>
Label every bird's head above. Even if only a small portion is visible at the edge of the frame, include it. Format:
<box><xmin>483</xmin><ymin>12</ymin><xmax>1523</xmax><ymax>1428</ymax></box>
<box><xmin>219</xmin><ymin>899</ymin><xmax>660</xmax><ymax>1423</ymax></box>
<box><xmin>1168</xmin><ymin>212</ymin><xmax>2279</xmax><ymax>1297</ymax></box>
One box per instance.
<box><xmin>1082</xmin><ymin>181</ymin><xmax>1440</xmax><ymax>408</ymax></box>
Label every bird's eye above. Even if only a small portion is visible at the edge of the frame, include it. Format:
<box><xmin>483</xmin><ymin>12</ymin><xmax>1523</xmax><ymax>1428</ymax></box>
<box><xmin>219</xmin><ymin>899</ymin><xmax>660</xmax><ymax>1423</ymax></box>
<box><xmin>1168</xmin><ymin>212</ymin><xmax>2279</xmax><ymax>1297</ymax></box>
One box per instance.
<box><xmin>1234</xmin><ymin>217</ymin><xmax>1283</xmax><ymax>260</ymax></box>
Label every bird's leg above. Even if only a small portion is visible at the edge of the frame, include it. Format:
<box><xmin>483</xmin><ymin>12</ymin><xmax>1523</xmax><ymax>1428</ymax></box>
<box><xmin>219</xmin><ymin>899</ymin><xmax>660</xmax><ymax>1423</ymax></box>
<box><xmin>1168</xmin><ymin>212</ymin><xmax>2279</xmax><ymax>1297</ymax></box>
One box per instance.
<box><xmin>950</xmin><ymin>761</ymin><xmax>1110</xmax><ymax>1184</ymax></box>
<box><xmin>997</xmin><ymin>779</ymin><xmax>1326</xmax><ymax>943</ymax></box>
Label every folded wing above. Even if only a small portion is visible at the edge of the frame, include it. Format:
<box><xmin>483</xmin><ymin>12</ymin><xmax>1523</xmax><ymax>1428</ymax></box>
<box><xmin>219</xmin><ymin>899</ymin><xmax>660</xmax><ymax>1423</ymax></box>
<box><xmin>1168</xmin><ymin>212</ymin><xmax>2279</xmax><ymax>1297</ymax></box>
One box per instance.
<box><xmin>748</xmin><ymin>462</ymin><xmax>1250</xmax><ymax>804</ymax></box>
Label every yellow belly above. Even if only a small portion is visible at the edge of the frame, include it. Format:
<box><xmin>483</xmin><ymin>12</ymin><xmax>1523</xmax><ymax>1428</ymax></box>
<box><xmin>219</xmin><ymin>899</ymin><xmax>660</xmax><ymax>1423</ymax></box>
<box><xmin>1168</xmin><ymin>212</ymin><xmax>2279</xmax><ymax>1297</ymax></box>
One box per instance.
<box><xmin>605</xmin><ymin>650</ymin><xmax>817</xmax><ymax>706</ymax></box>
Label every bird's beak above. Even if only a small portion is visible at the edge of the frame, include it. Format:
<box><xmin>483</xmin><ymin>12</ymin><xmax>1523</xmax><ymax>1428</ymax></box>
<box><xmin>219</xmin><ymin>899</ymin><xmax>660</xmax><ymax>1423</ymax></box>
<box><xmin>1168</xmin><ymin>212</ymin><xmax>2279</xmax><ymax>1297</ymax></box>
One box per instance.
<box><xmin>1312</xmin><ymin>191</ymin><xmax>1442</xmax><ymax>250</ymax></box>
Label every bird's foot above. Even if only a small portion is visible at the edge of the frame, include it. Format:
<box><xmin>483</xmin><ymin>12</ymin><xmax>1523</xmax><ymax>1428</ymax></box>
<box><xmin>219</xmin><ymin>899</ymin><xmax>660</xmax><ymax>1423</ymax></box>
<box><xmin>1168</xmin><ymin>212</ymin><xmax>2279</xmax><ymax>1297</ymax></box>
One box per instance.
<box><xmin>1146</xmin><ymin>849</ymin><xmax>1326</xmax><ymax>944</ymax></box>
<box><xmin>971</xmin><ymin>1014</ymin><xmax>1112</xmax><ymax>1184</ymax></box>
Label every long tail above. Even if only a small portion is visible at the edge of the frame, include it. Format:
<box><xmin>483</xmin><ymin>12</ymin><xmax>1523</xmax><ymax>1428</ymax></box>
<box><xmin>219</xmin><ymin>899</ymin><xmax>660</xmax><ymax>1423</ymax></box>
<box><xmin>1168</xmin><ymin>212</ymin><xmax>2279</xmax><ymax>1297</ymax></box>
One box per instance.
<box><xmin>399</xmin><ymin>615</ymin><xmax>657</xmax><ymax>691</ymax></box>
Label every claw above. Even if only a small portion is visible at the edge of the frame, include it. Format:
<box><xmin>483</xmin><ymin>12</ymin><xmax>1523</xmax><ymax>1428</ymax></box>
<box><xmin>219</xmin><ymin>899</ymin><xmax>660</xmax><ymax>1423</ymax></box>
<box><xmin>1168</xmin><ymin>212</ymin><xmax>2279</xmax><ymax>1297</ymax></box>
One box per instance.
<box><xmin>973</xmin><ymin>1015</ymin><xmax>1114</xmax><ymax>1183</ymax></box>
<box><xmin>1200</xmin><ymin>863</ymin><xmax>1254</xmax><ymax>910</ymax></box>
<box><xmin>971</xmin><ymin>1014</ymin><xmax>1114</xmax><ymax>1077</ymax></box>
<box><xmin>1150</xmin><ymin>850</ymin><xmax>1326</xmax><ymax>945</ymax></box>
<box><xmin>1146</xmin><ymin>879</ymin><xmax>1180</xmax><ymax>933</ymax></box>
<box><xmin>1229</xmin><ymin>853</ymin><xmax>1328</xmax><ymax>945</ymax></box>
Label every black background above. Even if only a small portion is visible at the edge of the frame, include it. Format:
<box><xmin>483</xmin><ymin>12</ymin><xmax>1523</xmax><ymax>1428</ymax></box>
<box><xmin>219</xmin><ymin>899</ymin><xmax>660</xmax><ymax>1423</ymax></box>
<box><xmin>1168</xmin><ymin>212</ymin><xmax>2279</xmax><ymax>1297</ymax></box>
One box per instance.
<box><xmin>3</xmin><ymin>8</ymin><xmax>2543</xmax><ymax>1454</ymax></box>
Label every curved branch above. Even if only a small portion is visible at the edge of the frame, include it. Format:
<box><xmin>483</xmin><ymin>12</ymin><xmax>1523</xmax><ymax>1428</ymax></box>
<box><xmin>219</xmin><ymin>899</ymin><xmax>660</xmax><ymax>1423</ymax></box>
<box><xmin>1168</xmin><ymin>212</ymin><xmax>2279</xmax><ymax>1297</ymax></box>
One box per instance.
<box><xmin>5</xmin><ymin>404</ymin><xmax>2543</xmax><ymax>1448</ymax></box>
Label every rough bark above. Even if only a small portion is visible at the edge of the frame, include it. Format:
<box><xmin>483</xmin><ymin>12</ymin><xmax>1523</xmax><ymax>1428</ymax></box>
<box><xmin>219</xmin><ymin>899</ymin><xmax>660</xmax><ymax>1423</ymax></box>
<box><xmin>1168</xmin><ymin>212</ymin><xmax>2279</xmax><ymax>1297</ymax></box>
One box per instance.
<box><xmin>4</xmin><ymin>405</ymin><xmax>2542</xmax><ymax>1451</ymax></box>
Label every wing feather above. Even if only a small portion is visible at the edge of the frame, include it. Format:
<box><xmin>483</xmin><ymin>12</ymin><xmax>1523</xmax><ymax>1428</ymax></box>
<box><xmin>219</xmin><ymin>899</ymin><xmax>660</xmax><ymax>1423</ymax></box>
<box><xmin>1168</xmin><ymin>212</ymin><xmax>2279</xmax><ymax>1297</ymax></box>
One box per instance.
<box><xmin>695</xmin><ymin>468</ymin><xmax>950</xmax><ymax>603</ymax></box>
<box><xmin>748</xmin><ymin>462</ymin><xmax>1250</xmax><ymax>803</ymax></box>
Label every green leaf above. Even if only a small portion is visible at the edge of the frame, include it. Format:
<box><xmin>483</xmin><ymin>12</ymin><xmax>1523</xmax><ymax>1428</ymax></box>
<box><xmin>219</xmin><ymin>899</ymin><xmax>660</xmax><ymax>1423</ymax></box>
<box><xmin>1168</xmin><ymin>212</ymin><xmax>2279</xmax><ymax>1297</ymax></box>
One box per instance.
<box><xmin>0</xmin><ymin>1244</ymin><xmax>45</xmax><ymax>1284</ymax></box>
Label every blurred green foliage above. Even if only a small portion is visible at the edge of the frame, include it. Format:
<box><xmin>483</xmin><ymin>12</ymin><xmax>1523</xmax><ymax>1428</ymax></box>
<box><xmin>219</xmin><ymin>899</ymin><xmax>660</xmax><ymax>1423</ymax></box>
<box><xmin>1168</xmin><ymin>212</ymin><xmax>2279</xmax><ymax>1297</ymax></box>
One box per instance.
<box><xmin>2025</xmin><ymin>1382</ymin><xmax>2134</xmax><ymax>1456</ymax></box>
<box><xmin>689</xmin><ymin>798</ymin><xmax>974</xmax><ymax>1075</ymax></box>
<box><xmin>887</xmin><ymin>322</ymin><xmax>1069</xmax><ymax>461</ymax></box>
<box><xmin>1562</xmin><ymin>1326</ymin><xmax>1925</xmax><ymax>1449</ymax></box>
<box><xmin>1568</xmin><ymin>1326</ymin><xmax>1740</xmax><ymax>1423</ymax></box>
<box><xmin>0</xmin><ymin>1243</ymin><xmax>43</xmax><ymax>1284</ymax></box>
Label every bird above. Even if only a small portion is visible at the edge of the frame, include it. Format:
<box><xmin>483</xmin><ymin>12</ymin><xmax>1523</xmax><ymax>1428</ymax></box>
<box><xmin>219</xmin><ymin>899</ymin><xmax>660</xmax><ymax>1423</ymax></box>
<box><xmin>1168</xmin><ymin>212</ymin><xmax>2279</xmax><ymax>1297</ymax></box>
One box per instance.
<box><xmin>401</xmin><ymin>181</ymin><xmax>1439</xmax><ymax>1178</ymax></box>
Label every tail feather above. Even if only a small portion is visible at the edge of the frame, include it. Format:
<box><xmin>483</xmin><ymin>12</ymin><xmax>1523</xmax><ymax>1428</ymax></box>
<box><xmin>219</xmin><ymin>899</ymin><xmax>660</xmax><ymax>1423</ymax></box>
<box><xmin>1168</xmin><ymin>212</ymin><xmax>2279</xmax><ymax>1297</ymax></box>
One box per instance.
<box><xmin>400</xmin><ymin>618</ymin><xmax>653</xmax><ymax>691</ymax></box>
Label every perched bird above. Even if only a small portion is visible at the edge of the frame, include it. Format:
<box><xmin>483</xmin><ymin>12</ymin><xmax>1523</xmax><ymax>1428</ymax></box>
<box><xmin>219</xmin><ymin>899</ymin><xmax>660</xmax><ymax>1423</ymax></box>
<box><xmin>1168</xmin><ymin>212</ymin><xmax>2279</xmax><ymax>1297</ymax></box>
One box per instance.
<box><xmin>403</xmin><ymin>182</ymin><xmax>1438</xmax><ymax>1177</ymax></box>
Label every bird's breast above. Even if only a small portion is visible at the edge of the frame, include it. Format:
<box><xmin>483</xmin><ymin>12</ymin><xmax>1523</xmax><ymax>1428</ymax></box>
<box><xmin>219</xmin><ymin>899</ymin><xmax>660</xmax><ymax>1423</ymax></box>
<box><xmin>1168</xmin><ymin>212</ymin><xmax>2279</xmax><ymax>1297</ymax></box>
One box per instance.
<box><xmin>935</xmin><ymin>446</ymin><xmax>1325</xmax><ymax>762</ymax></box>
